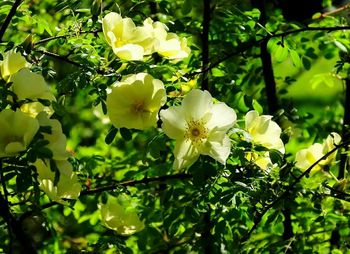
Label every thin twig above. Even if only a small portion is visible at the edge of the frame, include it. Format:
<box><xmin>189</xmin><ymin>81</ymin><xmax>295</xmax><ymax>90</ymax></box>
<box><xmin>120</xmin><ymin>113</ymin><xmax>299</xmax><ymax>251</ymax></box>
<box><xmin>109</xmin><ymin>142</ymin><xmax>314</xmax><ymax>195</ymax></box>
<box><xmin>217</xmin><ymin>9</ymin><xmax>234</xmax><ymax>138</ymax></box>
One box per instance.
<box><xmin>186</xmin><ymin>26</ymin><xmax>350</xmax><ymax>78</ymax></box>
<box><xmin>318</xmin><ymin>4</ymin><xmax>350</xmax><ymax>19</ymax></box>
<box><xmin>0</xmin><ymin>0</ymin><xmax>23</xmax><ymax>42</ymax></box>
<box><xmin>33</xmin><ymin>29</ymin><xmax>101</xmax><ymax>46</ymax></box>
<box><xmin>201</xmin><ymin>0</ymin><xmax>211</xmax><ymax>92</ymax></box>
<box><xmin>34</xmin><ymin>49</ymin><xmax>82</xmax><ymax>67</ymax></box>
<box><xmin>81</xmin><ymin>173</ymin><xmax>192</xmax><ymax>195</ymax></box>
<box><xmin>242</xmin><ymin>140</ymin><xmax>350</xmax><ymax>243</ymax></box>
<box><xmin>20</xmin><ymin>173</ymin><xmax>192</xmax><ymax>220</ymax></box>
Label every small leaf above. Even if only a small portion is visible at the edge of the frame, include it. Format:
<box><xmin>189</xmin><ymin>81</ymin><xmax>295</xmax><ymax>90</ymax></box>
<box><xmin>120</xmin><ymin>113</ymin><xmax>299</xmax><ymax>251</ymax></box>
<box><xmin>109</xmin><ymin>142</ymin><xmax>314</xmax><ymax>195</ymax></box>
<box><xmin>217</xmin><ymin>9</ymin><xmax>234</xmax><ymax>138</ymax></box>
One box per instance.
<box><xmin>290</xmin><ymin>50</ymin><xmax>302</xmax><ymax>68</ymax></box>
<box><xmin>120</xmin><ymin>128</ymin><xmax>132</xmax><ymax>141</ymax></box>
<box><xmin>274</xmin><ymin>45</ymin><xmax>289</xmax><ymax>62</ymax></box>
<box><xmin>105</xmin><ymin>126</ymin><xmax>118</xmax><ymax>145</ymax></box>
<box><xmin>181</xmin><ymin>0</ymin><xmax>192</xmax><ymax>15</ymax></box>
<box><xmin>302</xmin><ymin>57</ymin><xmax>311</xmax><ymax>70</ymax></box>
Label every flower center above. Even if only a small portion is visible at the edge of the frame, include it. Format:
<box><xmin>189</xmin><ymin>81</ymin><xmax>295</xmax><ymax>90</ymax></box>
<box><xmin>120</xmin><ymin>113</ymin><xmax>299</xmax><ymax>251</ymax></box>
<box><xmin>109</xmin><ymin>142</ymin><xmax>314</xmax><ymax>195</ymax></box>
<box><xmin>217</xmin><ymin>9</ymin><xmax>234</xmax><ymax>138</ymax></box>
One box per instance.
<box><xmin>132</xmin><ymin>102</ymin><xmax>145</xmax><ymax>113</ymax></box>
<box><xmin>185</xmin><ymin>119</ymin><xmax>208</xmax><ymax>145</ymax></box>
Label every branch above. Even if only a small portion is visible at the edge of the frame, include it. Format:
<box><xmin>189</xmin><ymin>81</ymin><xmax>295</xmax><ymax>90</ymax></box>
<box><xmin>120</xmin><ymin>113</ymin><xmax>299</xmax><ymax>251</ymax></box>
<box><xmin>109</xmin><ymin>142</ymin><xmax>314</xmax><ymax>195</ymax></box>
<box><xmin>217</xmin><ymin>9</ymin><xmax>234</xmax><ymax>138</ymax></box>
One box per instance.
<box><xmin>201</xmin><ymin>0</ymin><xmax>211</xmax><ymax>91</ymax></box>
<box><xmin>186</xmin><ymin>26</ymin><xmax>350</xmax><ymax>78</ymax></box>
<box><xmin>0</xmin><ymin>161</ymin><xmax>36</xmax><ymax>253</ymax></box>
<box><xmin>318</xmin><ymin>4</ymin><xmax>350</xmax><ymax>19</ymax></box>
<box><xmin>254</xmin><ymin>0</ymin><xmax>279</xmax><ymax>114</ymax></box>
<box><xmin>33</xmin><ymin>29</ymin><xmax>101</xmax><ymax>46</ymax></box>
<box><xmin>20</xmin><ymin>173</ymin><xmax>192</xmax><ymax>221</ymax></box>
<box><xmin>242</xmin><ymin>140</ymin><xmax>350</xmax><ymax>243</ymax></box>
<box><xmin>81</xmin><ymin>173</ymin><xmax>192</xmax><ymax>196</ymax></box>
<box><xmin>339</xmin><ymin>78</ymin><xmax>350</xmax><ymax>179</ymax></box>
<box><xmin>34</xmin><ymin>49</ymin><xmax>82</xmax><ymax>67</ymax></box>
<box><xmin>0</xmin><ymin>0</ymin><xmax>23</xmax><ymax>42</ymax></box>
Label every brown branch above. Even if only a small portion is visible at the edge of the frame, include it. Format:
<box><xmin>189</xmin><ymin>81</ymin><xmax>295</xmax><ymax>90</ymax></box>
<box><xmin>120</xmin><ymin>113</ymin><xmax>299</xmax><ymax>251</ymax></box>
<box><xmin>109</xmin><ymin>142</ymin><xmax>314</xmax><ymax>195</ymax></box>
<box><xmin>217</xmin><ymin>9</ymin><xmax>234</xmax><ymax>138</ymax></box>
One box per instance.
<box><xmin>318</xmin><ymin>4</ymin><xmax>350</xmax><ymax>19</ymax></box>
<box><xmin>0</xmin><ymin>161</ymin><xmax>36</xmax><ymax>253</ymax></box>
<box><xmin>20</xmin><ymin>173</ymin><xmax>192</xmax><ymax>222</ymax></box>
<box><xmin>34</xmin><ymin>49</ymin><xmax>82</xmax><ymax>67</ymax></box>
<box><xmin>33</xmin><ymin>29</ymin><xmax>101</xmax><ymax>46</ymax></box>
<box><xmin>339</xmin><ymin>78</ymin><xmax>350</xmax><ymax>179</ymax></box>
<box><xmin>81</xmin><ymin>173</ymin><xmax>192</xmax><ymax>195</ymax></box>
<box><xmin>0</xmin><ymin>0</ymin><xmax>23</xmax><ymax>42</ymax></box>
<box><xmin>242</xmin><ymin>140</ymin><xmax>350</xmax><ymax>243</ymax></box>
<box><xmin>201</xmin><ymin>0</ymin><xmax>211</xmax><ymax>92</ymax></box>
<box><xmin>186</xmin><ymin>26</ymin><xmax>350</xmax><ymax>79</ymax></box>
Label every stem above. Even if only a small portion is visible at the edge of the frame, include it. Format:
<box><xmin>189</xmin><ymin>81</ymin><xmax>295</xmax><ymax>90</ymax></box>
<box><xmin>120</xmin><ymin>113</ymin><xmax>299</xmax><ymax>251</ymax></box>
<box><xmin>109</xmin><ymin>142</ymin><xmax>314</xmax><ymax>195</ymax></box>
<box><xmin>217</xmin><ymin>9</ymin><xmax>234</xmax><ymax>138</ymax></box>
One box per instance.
<box><xmin>254</xmin><ymin>0</ymin><xmax>279</xmax><ymax>114</ymax></box>
<box><xmin>186</xmin><ymin>26</ymin><xmax>350</xmax><ymax>79</ymax></box>
<box><xmin>338</xmin><ymin>78</ymin><xmax>350</xmax><ymax>179</ymax></box>
<box><xmin>242</xmin><ymin>140</ymin><xmax>350</xmax><ymax>242</ymax></box>
<box><xmin>34</xmin><ymin>49</ymin><xmax>81</xmax><ymax>67</ymax></box>
<box><xmin>252</xmin><ymin>0</ymin><xmax>290</xmax><ymax>246</ymax></box>
<box><xmin>331</xmin><ymin>77</ymin><xmax>350</xmax><ymax>248</ymax></box>
<box><xmin>0</xmin><ymin>0</ymin><xmax>23</xmax><ymax>42</ymax></box>
<box><xmin>81</xmin><ymin>173</ymin><xmax>192</xmax><ymax>195</ymax></box>
<box><xmin>20</xmin><ymin>173</ymin><xmax>193</xmax><ymax>221</ymax></box>
<box><xmin>0</xmin><ymin>160</ymin><xmax>36</xmax><ymax>253</ymax></box>
<box><xmin>201</xmin><ymin>0</ymin><xmax>211</xmax><ymax>91</ymax></box>
<box><xmin>202</xmin><ymin>207</ymin><xmax>212</xmax><ymax>254</ymax></box>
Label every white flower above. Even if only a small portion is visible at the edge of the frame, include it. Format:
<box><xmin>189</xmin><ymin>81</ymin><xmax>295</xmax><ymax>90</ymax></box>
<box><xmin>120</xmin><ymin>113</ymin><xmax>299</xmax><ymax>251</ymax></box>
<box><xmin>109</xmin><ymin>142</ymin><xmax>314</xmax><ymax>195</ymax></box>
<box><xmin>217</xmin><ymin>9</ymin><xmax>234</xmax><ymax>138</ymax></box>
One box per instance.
<box><xmin>245</xmin><ymin>110</ymin><xmax>285</xmax><ymax>154</ymax></box>
<box><xmin>160</xmin><ymin>89</ymin><xmax>236</xmax><ymax>170</ymax></box>
<box><xmin>295</xmin><ymin>132</ymin><xmax>342</xmax><ymax>174</ymax></box>
<box><xmin>106</xmin><ymin>73</ymin><xmax>166</xmax><ymax>130</ymax></box>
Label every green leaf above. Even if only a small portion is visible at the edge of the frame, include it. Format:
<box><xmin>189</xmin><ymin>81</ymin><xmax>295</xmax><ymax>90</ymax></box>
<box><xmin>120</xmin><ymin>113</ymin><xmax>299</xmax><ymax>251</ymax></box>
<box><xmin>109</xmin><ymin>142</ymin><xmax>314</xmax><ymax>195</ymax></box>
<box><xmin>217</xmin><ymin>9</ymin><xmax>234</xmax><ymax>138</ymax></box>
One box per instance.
<box><xmin>274</xmin><ymin>45</ymin><xmax>289</xmax><ymax>62</ymax></box>
<box><xmin>290</xmin><ymin>50</ymin><xmax>302</xmax><ymax>68</ymax></box>
<box><xmin>302</xmin><ymin>57</ymin><xmax>311</xmax><ymax>70</ymax></box>
<box><xmin>181</xmin><ymin>0</ymin><xmax>192</xmax><ymax>15</ymax></box>
<box><xmin>105</xmin><ymin>126</ymin><xmax>118</xmax><ymax>145</ymax></box>
<box><xmin>120</xmin><ymin>128</ymin><xmax>132</xmax><ymax>141</ymax></box>
<box><xmin>269</xmin><ymin>150</ymin><xmax>283</xmax><ymax>164</ymax></box>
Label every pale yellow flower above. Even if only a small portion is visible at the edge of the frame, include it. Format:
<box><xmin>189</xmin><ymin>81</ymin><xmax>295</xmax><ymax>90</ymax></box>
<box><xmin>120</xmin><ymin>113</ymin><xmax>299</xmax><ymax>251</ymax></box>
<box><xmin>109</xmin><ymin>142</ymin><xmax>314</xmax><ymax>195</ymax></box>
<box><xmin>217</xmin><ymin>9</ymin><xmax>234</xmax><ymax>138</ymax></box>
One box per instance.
<box><xmin>11</xmin><ymin>68</ymin><xmax>55</xmax><ymax>117</ymax></box>
<box><xmin>295</xmin><ymin>143</ymin><xmax>324</xmax><ymax>173</ymax></box>
<box><xmin>160</xmin><ymin>89</ymin><xmax>236</xmax><ymax>170</ymax></box>
<box><xmin>34</xmin><ymin>159</ymin><xmax>81</xmax><ymax>204</ymax></box>
<box><xmin>295</xmin><ymin>132</ymin><xmax>342</xmax><ymax>174</ymax></box>
<box><xmin>142</xmin><ymin>18</ymin><xmax>190</xmax><ymax>60</ymax></box>
<box><xmin>245</xmin><ymin>152</ymin><xmax>273</xmax><ymax>171</ymax></box>
<box><xmin>245</xmin><ymin>110</ymin><xmax>285</xmax><ymax>153</ymax></box>
<box><xmin>99</xmin><ymin>196</ymin><xmax>145</xmax><ymax>235</ymax></box>
<box><xmin>157</xmin><ymin>34</ymin><xmax>191</xmax><ymax>60</ymax></box>
<box><xmin>0</xmin><ymin>50</ymin><xmax>29</xmax><ymax>81</ymax></box>
<box><xmin>106</xmin><ymin>73</ymin><xmax>166</xmax><ymax>130</ymax></box>
<box><xmin>102</xmin><ymin>12</ymin><xmax>152</xmax><ymax>60</ymax></box>
<box><xmin>0</xmin><ymin>109</ymin><xmax>39</xmax><ymax>157</ymax></box>
<box><xmin>322</xmin><ymin>132</ymin><xmax>341</xmax><ymax>165</ymax></box>
<box><xmin>36</xmin><ymin>112</ymin><xmax>69</xmax><ymax>160</ymax></box>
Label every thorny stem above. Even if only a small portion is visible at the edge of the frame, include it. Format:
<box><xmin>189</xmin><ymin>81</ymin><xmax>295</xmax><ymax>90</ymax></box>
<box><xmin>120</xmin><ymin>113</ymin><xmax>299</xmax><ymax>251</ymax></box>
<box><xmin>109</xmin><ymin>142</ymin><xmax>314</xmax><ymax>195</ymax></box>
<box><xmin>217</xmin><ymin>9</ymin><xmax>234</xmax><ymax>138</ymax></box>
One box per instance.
<box><xmin>0</xmin><ymin>0</ymin><xmax>23</xmax><ymax>42</ymax></box>
<box><xmin>242</xmin><ymin>140</ymin><xmax>350</xmax><ymax>243</ymax></box>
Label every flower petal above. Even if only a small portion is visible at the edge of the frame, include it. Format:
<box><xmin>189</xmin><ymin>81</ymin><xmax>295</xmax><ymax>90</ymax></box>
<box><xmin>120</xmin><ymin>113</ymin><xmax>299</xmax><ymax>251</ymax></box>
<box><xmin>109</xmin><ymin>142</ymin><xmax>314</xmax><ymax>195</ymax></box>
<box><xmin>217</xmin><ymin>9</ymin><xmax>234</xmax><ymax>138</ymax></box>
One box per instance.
<box><xmin>182</xmin><ymin>89</ymin><xmax>213</xmax><ymax>120</ymax></box>
<box><xmin>203</xmin><ymin>135</ymin><xmax>231</xmax><ymax>164</ymax></box>
<box><xmin>113</xmin><ymin>44</ymin><xmax>144</xmax><ymax>61</ymax></box>
<box><xmin>173</xmin><ymin>139</ymin><xmax>200</xmax><ymax>170</ymax></box>
<box><xmin>160</xmin><ymin>106</ymin><xmax>186</xmax><ymax>139</ymax></box>
<box><xmin>206</xmin><ymin>103</ymin><xmax>236</xmax><ymax>132</ymax></box>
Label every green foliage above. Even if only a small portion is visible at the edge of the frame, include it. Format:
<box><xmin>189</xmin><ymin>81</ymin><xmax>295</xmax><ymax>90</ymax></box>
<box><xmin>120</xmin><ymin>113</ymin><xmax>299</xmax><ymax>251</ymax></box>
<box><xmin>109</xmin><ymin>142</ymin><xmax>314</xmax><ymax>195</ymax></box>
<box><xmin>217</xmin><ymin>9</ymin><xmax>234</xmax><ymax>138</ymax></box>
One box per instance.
<box><xmin>0</xmin><ymin>0</ymin><xmax>349</xmax><ymax>253</ymax></box>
